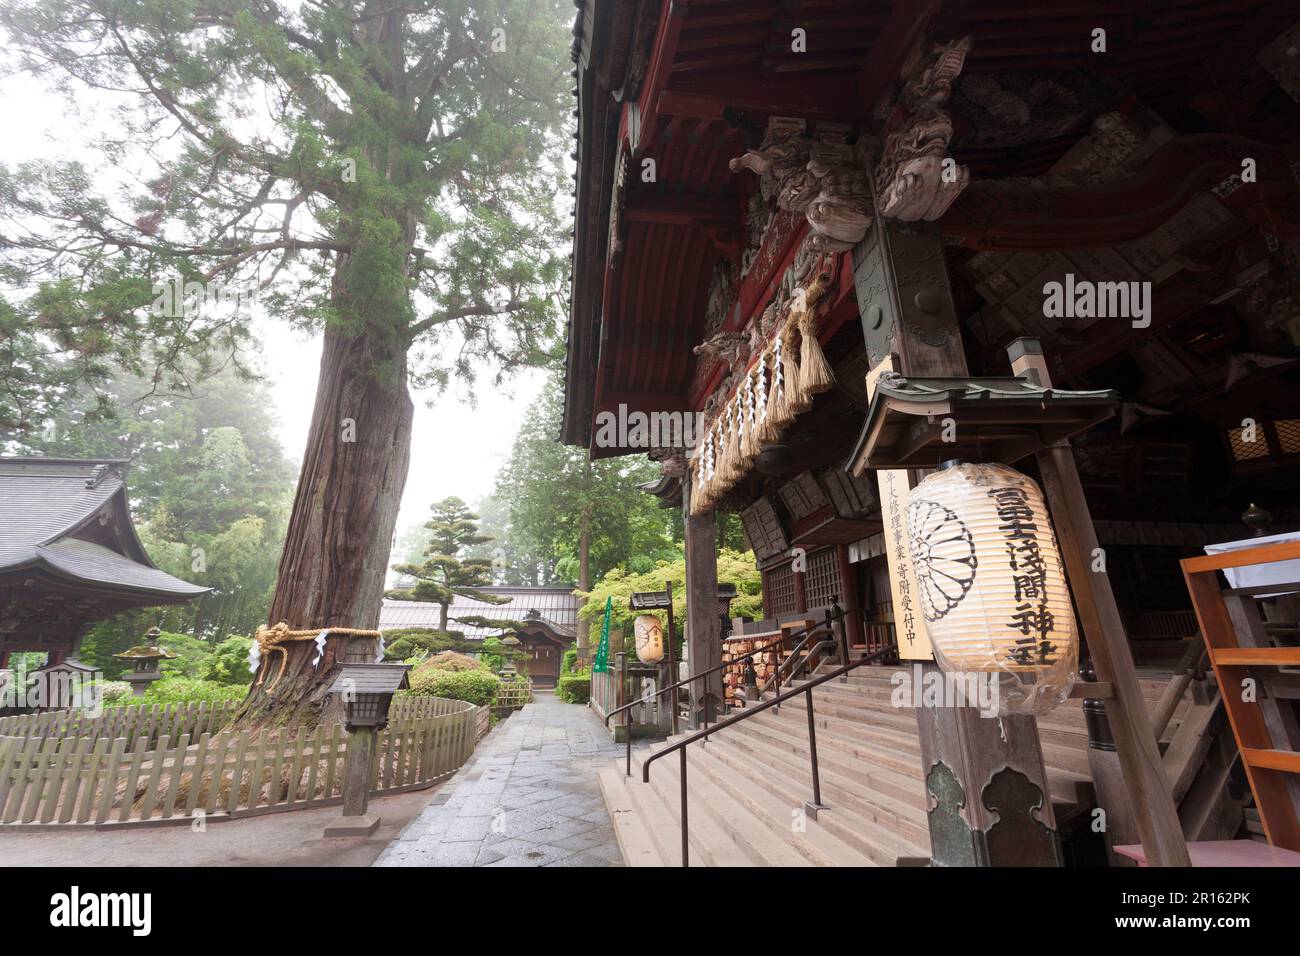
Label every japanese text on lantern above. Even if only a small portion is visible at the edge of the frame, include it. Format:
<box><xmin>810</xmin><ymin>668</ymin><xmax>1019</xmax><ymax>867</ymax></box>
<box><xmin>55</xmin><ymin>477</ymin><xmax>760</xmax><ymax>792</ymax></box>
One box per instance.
<box><xmin>988</xmin><ymin>485</ymin><xmax>1058</xmax><ymax>666</ymax></box>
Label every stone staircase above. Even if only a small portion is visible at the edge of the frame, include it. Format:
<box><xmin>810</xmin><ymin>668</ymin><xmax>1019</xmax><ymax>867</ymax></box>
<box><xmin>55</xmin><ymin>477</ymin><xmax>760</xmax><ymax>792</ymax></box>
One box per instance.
<box><xmin>598</xmin><ymin>664</ymin><xmax>1180</xmax><ymax>866</ymax></box>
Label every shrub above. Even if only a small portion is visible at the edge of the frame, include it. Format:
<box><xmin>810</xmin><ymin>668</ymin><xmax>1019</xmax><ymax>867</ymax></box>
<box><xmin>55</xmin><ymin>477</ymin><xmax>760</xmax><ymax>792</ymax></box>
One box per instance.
<box><xmin>157</xmin><ymin>632</ymin><xmax>211</xmax><ymax>678</ymax></box>
<box><xmin>98</xmin><ymin>681</ymin><xmax>133</xmax><ymax>705</ymax></box>
<box><xmin>408</xmin><ymin>668</ymin><xmax>500</xmax><ymax>706</ymax></box>
<box><xmin>199</xmin><ymin>636</ymin><xmax>254</xmax><ymax>685</ymax></box>
<box><xmin>556</xmin><ymin>670</ymin><xmax>591</xmax><ymax>705</ymax></box>
<box><xmin>561</xmin><ymin>649</ymin><xmax>578</xmax><ymax>675</ymax></box>
<box><xmin>413</xmin><ymin>651</ymin><xmax>487</xmax><ymax>675</ymax></box>
<box><xmin>108</xmin><ymin>677</ymin><xmax>247</xmax><ymax>707</ymax></box>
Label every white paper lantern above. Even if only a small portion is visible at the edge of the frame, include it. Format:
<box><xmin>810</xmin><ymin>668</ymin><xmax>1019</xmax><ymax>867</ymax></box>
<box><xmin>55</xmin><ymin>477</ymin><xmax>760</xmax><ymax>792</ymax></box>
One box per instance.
<box><xmin>634</xmin><ymin>614</ymin><xmax>665</xmax><ymax>664</ymax></box>
<box><xmin>905</xmin><ymin>462</ymin><xmax>1077</xmax><ymax>715</ymax></box>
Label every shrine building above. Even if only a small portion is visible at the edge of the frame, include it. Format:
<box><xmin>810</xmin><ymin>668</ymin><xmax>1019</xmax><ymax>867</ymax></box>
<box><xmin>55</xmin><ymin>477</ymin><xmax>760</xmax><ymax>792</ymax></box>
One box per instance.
<box><xmin>563</xmin><ymin>0</ymin><xmax>1300</xmax><ymax>867</ymax></box>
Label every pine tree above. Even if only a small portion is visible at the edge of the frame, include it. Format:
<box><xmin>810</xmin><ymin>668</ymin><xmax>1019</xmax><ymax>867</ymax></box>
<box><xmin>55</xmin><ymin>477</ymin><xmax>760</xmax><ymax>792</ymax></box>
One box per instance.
<box><xmin>387</xmin><ymin>498</ymin><xmax>511</xmax><ymax>633</ymax></box>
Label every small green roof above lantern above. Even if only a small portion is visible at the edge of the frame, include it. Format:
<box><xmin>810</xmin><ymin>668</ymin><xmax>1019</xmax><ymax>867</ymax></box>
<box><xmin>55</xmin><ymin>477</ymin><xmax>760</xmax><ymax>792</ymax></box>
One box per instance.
<box><xmin>848</xmin><ymin>371</ymin><xmax>1119</xmax><ymax>473</ymax></box>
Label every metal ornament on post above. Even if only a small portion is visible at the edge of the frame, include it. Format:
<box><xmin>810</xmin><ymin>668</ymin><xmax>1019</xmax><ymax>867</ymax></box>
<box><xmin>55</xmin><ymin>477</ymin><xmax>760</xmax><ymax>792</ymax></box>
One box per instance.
<box><xmin>323</xmin><ymin>663</ymin><xmax>410</xmax><ymax>838</ymax></box>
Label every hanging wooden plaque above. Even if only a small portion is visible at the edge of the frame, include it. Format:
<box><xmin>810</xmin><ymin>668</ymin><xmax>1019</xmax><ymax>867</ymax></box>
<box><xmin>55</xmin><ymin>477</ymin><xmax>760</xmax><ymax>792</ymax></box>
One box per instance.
<box><xmin>866</xmin><ymin>357</ymin><xmax>934</xmax><ymax>661</ymax></box>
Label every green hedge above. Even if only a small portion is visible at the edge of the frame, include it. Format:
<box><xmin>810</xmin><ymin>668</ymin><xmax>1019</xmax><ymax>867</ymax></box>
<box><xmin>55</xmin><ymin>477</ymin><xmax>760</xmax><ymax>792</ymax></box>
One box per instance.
<box><xmin>105</xmin><ymin>677</ymin><xmax>247</xmax><ymax>707</ymax></box>
<box><xmin>408</xmin><ymin>668</ymin><xmax>500</xmax><ymax>707</ymax></box>
<box><xmin>413</xmin><ymin>651</ymin><xmax>485</xmax><ymax>673</ymax></box>
<box><xmin>556</xmin><ymin>671</ymin><xmax>591</xmax><ymax>704</ymax></box>
<box><xmin>561</xmin><ymin>648</ymin><xmax>578</xmax><ymax>675</ymax></box>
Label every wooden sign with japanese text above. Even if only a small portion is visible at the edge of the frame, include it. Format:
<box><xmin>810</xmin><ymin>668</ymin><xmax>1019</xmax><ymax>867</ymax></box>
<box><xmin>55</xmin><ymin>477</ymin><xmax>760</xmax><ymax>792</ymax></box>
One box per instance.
<box><xmin>865</xmin><ymin>358</ymin><xmax>934</xmax><ymax>661</ymax></box>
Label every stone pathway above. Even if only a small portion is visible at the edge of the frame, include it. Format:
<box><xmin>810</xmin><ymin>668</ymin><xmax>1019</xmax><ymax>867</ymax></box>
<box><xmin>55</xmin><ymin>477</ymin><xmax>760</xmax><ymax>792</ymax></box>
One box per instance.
<box><xmin>374</xmin><ymin>692</ymin><xmax>625</xmax><ymax>867</ymax></box>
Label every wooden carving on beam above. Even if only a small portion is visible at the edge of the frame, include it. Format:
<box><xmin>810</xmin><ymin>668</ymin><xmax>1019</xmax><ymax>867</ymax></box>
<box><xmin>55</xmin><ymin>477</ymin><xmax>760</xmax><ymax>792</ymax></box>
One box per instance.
<box><xmin>874</xmin><ymin>36</ymin><xmax>972</xmax><ymax>222</ymax></box>
<box><xmin>729</xmin><ymin>120</ymin><xmax>875</xmax><ymax>255</ymax></box>
<box><xmin>693</xmin><ymin>331</ymin><xmax>749</xmax><ymax>369</ymax></box>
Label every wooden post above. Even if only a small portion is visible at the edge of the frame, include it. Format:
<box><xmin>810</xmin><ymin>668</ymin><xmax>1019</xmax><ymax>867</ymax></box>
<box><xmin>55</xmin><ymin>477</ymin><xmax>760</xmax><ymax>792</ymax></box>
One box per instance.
<box><xmin>835</xmin><ymin>544</ymin><xmax>860</xmax><ymax>652</ymax></box>
<box><xmin>616</xmin><ymin>650</ymin><xmax>628</xmax><ymax>742</ymax></box>
<box><xmin>323</xmin><ymin>725</ymin><xmax>379</xmax><ymax>837</ymax></box>
<box><xmin>1009</xmin><ymin>336</ymin><xmax>1191</xmax><ymax>867</ymax></box>
<box><xmin>854</xmin><ymin>217</ymin><xmax>1060</xmax><ymax>866</ymax></box>
<box><xmin>665</xmin><ymin>580</ymin><xmax>680</xmax><ymax>735</ymax></box>
<box><xmin>683</xmin><ymin>479</ymin><xmax>722</xmax><ymax>728</ymax></box>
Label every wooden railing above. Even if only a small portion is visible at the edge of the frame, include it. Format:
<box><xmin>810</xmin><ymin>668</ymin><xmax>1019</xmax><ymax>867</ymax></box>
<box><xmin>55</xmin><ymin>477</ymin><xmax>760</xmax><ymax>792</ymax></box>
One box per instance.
<box><xmin>0</xmin><ymin>696</ymin><xmax>480</xmax><ymax>828</ymax></box>
<box><xmin>590</xmin><ymin>666</ymin><xmax>618</xmax><ymax>719</ymax></box>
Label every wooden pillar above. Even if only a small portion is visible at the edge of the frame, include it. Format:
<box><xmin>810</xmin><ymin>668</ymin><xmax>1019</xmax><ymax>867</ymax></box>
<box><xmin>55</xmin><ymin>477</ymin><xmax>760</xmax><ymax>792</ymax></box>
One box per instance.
<box><xmin>323</xmin><ymin>726</ymin><xmax>379</xmax><ymax>837</ymax></box>
<box><xmin>793</xmin><ymin>565</ymin><xmax>807</xmax><ymax>613</ymax></box>
<box><xmin>683</xmin><ymin>480</ymin><xmax>723</xmax><ymax>727</ymax></box>
<box><xmin>1010</xmin><ymin>336</ymin><xmax>1190</xmax><ymax>866</ymax></box>
<box><xmin>854</xmin><ymin>217</ymin><xmax>1060</xmax><ymax>866</ymax></box>
<box><xmin>835</xmin><ymin>544</ymin><xmax>861</xmax><ymax>649</ymax></box>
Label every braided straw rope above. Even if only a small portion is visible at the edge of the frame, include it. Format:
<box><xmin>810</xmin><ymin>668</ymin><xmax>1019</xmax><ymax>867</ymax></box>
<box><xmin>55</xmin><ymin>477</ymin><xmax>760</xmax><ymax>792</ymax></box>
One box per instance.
<box><xmin>252</xmin><ymin>622</ymin><xmax>382</xmax><ymax>691</ymax></box>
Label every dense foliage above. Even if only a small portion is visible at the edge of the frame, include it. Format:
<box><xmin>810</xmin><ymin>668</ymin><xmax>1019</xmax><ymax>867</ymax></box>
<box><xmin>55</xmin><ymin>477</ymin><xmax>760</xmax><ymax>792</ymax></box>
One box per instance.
<box><xmin>576</xmin><ymin>549</ymin><xmax>765</xmax><ymax>651</ymax></box>
<box><xmin>10</xmin><ymin>364</ymin><xmax>296</xmax><ymax>674</ymax></box>
<box><xmin>408</xmin><ymin>668</ymin><xmax>500</xmax><ymax>707</ymax></box>
<box><xmin>555</xmin><ymin>671</ymin><xmax>591</xmax><ymax>704</ymax></box>
<box><xmin>106</xmin><ymin>676</ymin><xmax>248</xmax><ymax>707</ymax></box>
<box><xmin>493</xmin><ymin>376</ymin><xmax>682</xmax><ymax>582</ymax></box>
<box><xmin>0</xmin><ymin>0</ymin><xmax>573</xmax><ymax>435</ymax></box>
<box><xmin>412</xmin><ymin>651</ymin><xmax>484</xmax><ymax>674</ymax></box>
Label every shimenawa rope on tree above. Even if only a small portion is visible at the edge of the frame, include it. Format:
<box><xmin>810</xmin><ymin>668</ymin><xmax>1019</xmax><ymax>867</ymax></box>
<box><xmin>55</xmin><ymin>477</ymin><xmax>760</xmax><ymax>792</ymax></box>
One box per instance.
<box><xmin>249</xmin><ymin>623</ymin><xmax>383</xmax><ymax>692</ymax></box>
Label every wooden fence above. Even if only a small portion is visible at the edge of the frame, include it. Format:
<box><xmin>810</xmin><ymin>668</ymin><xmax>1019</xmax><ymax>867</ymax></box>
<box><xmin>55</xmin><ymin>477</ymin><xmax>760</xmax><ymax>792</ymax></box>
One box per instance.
<box><xmin>0</xmin><ymin>696</ymin><xmax>480</xmax><ymax>829</ymax></box>
<box><xmin>589</xmin><ymin>654</ymin><xmax>672</xmax><ymax>741</ymax></box>
<box><xmin>494</xmin><ymin>680</ymin><xmax>533</xmax><ymax>713</ymax></box>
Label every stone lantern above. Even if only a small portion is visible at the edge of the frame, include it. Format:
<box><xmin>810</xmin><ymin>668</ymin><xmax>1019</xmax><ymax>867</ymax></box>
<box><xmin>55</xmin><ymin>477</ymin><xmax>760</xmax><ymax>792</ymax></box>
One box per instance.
<box><xmin>498</xmin><ymin>633</ymin><xmax>522</xmax><ymax>678</ymax></box>
<box><xmin>114</xmin><ymin>626</ymin><xmax>176</xmax><ymax>697</ymax></box>
<box><xmin>324</xmin><ymin>663</ymin><xmax>410</xmax><ymax>837</ymax></box>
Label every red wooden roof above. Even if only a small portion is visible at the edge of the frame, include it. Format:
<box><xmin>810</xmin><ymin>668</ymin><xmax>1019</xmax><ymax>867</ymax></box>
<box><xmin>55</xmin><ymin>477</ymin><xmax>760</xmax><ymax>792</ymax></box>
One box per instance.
<box><xmin>563</xmin><ymin>0</ymin><xmax>1300</xmax><ymax>451</ymax></box>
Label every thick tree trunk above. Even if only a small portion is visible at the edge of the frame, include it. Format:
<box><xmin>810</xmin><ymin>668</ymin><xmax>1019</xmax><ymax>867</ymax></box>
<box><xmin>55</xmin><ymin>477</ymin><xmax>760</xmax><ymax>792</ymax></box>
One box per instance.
<box><xmin>439</xmin><ymin>602</ymin><xmax>448</xmax><ymax>632</ymax></box>
<box><xmin>231</xmin><ymin>318</ymin><xmax>414</xmax><ymax>730</ymax></box>
<box><xmin>576</xmin><ymin>525</ymin><xmax>591</xmax><ymax>660</ymax></box>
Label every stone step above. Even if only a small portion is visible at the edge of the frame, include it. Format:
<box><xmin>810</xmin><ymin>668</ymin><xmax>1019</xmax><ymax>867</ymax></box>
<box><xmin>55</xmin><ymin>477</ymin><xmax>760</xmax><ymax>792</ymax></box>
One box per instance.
<box><xmin>698</xmin><ymin>735</ymin><xmax>929</xmax><ymax>865</ymax></box>
<box><xmin>678</xmin><ymin>744</ymin><xmax>880</xmax><ymax>867</ymax></box>
<box><xmin>738</xmin><ymin>702</ymin><xmax>1094</xmax><ymax>806</ymax></box>
<box><xmin>708</xmin><ymin>725</ymin><xmax>932</xmax><ymax>847</ymax></box>
<box><xmin>597</xmin><ymin>767</ymin><xmax>666</xmax><ymax>867</ymax></box>
<box><xmin>610</xmin><ymin>756</ymin><xmax>715</xmax><ymax>867</ymax></box>
<box><xmin>630</xmin><ymin>746</ymin><xmax>812</xmax><ymax>867</ymax></box>
<box><xmin>724</xmin><ymin>712</ymin><xmax>929</xmax><ymax>810</ymax></box>
<box><xmin>834</xmin><ymin>669</ymin><xmax>1178</xmax><ymax>718</ymax></box>
<box><xmin>791</xmin><ymin>673</ymin><xmax>1098</xmax><ymax>729</ymax></box>
<box><xmin>769</xmin><ymin>685</ymin><xmax>1096</xmax><ymax>753</ymax></box>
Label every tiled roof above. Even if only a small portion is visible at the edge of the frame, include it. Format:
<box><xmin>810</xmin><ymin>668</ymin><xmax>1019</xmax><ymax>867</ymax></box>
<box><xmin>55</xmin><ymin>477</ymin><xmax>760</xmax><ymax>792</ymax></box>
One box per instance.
<box><xmin>380</xmin><ymin>586</ymin><xmax>581</xmax><ymax>641</ymax></box>
<box><xmin>0</xmin><ymin>457</ymin><xmax>209</xmax><ymax>600</ymax></box>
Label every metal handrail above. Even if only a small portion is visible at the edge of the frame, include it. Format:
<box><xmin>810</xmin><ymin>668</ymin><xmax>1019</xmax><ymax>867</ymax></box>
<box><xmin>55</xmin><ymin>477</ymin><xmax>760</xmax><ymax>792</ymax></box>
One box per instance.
<box><xmin>769</xmin><ymin>604</ymin><xmax>840</xmax><ymax>689</ymax></box>
<box><xmin>605</xmin><ymin>604</ymin><xmax>847</xmax><ymax>776</ymax></box>
<box><xmin>781</xmin><ymin>638</ymin><xmax>837</xmax><ymax>685</ymax></box>
<box><xmin>642</xmin><ymin>641</ymin><xmax>898</xmax><ymax>866</ymax></box>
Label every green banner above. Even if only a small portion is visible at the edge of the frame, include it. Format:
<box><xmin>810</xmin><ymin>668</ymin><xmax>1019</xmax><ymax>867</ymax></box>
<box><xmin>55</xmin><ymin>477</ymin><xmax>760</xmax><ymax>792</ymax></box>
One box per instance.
<box><xmin>592</xmin><ymin>595</ymin><xmax>612</xmax><ymax>673</ymax></box>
